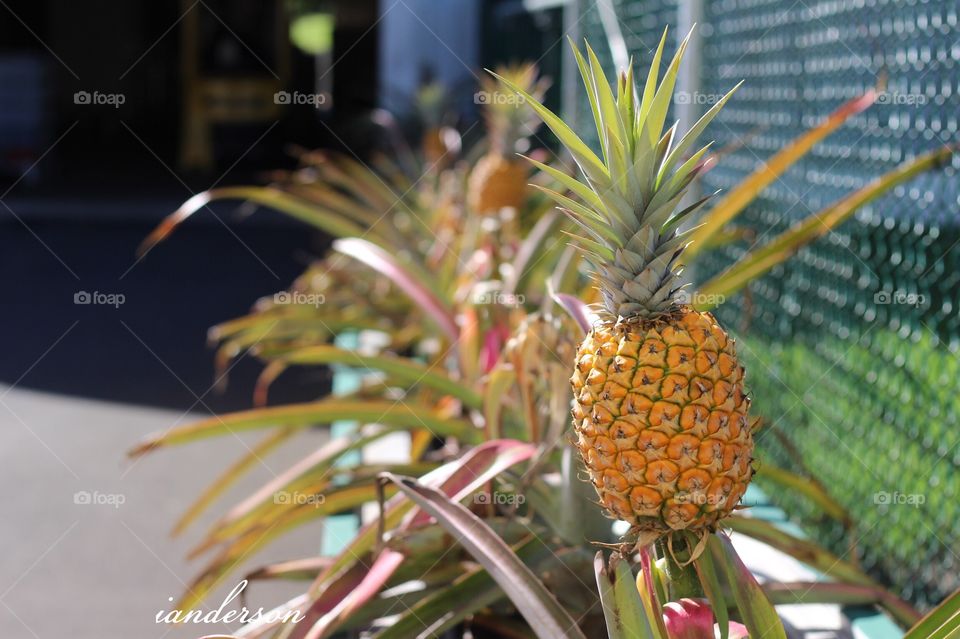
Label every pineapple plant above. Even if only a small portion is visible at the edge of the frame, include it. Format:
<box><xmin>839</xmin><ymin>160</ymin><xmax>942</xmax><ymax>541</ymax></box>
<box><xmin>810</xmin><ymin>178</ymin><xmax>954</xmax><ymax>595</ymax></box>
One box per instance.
<box><xmin>467</xmin><ymin>63</ymin><xmax>549</xmax><ymax>214</ymax></box>
<box><xmin>496</xmin><ymin>32</ymin><xmax>752</xmax><ymax>548</ymax></box>
<box><xmin>132</xmin><ymin>27</ymin><xmax>954</xmax><ymax>636</ymax></box>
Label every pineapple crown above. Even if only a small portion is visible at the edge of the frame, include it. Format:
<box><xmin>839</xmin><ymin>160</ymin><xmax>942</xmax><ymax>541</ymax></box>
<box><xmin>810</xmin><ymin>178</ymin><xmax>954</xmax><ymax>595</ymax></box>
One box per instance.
<box><xmin>493</xmin><ymin>28</ymin><xmax>740</xmax><ymax>320</ymax></box>
<box><xmin>479</xmin><ymin>62</ymin><xmax>550</xmax><ymax>155</ymax></box>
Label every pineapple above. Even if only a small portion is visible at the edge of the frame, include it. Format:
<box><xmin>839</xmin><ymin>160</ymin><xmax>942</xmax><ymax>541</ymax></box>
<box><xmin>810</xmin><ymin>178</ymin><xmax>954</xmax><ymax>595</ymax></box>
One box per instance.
<box><xmin>503</xmin><ymin>312</ymin><xmax>579</xmax><ymax>399</ymax></box>
<box><xmin>501</xmin><ymin>312</ymin><xmax>580</xmax><ymax>442</ymax></box>
<box><xmin>496</xmin><ymin>31</ymin><xmax>753</xmax><ymax>541</ymax></box>
<box><xmin>468</xmin><ymin>63</ymin><xmax>549</xmax><ymax>214</ymax></box>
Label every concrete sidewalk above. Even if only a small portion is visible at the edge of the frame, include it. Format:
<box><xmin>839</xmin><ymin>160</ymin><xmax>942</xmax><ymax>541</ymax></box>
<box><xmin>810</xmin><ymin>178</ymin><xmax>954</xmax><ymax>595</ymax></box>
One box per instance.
<box><xmin>0</xmin><ymin>385</ymin><xmax>327</xmax><ymax>639</ymax></box>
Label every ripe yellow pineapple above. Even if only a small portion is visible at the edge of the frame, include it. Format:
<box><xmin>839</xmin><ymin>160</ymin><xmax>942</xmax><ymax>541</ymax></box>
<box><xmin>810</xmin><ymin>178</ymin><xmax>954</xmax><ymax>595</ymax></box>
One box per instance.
<box><xmin>468</xmin><ymin>63</ymin><xmax>549</xmax><ymax>214</ymax></box>
<box><xmin>468</xmin><ymin>153</ymin><xmax>529</xmax><ymax>214</ymax></box>
<box><xmin>496</xmin><ymin>31</ymin><xmax>753</xmax><ymax>541</ymax></box>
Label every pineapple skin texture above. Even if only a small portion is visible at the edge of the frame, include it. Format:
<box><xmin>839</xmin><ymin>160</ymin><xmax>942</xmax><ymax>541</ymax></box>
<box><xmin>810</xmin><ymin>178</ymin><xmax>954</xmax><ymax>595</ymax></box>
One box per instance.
<box><xmin>467</xmin><ymin>154</ymin><xmax>528</xmax><ymax>213</ymax></box>
<box><xmin>570</xmin><ymin>308</ymin><xmax>753</xmax><ymax>533</ymax></box>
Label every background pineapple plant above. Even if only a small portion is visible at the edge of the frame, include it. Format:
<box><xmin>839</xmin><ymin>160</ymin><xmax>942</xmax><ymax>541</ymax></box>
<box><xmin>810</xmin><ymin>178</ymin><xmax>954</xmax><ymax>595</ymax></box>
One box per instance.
<box><xmin>467</xmin><ymin>63</ymin><xmax>549</xmax><ymax>215</ymax></box>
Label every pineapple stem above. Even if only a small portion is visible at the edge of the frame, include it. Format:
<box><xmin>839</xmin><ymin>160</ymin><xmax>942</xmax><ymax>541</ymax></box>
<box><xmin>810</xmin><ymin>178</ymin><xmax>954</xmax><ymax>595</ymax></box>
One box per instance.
<box><xmin>656</xmin><ymin>536</ymin><xmax>702</xmax><ymax>600</ymax></box>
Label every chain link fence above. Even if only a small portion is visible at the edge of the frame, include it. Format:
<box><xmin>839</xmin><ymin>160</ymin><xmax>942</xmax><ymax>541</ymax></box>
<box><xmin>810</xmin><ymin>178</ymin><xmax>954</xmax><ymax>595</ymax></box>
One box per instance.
<box><xmin>580</xmin><ymin>0</ymin><xmax>960</xmax><ymax>609</ymax></box>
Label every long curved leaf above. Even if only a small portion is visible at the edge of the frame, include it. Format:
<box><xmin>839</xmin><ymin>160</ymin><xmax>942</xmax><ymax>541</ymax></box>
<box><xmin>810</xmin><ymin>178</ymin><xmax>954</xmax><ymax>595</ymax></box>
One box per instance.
<box><xmin>281</xmin><ymin>440</ymin><xmax>538</xmax><ymax>638</ymax></box>
<box><xmin>686</xmin><ymin>91</ymin><xmax>877</xmax><ymax>259</ymax></box>
<box><xmin>172</xmin><ymin>427</ymin><xmax>297</xmax><ymax>536</ymax></box>
<box><xmin>241</xmin><ymin>526</ymin><xmax>457</xmax><ymax>639</ymax></box>
<box><xmin>696</xmin><ymin>144</ymin><xmax>954</xmax><ymax>306</ymax></box>
<box><xmin>292</xmin><ymin>549</ymin><xmax>406</xmax><ymax>639</ymax></box>
<box><xmin>129</xmin><ymin>399</ymin><xmax>479</xmax><ymax>455</ymax></box>
<box><xmin>333</xmin><ymin>237</ymin><xmax>459</xmax><ymax>341</ymax></box>
<box><xmin>177</xmin><ymin>483</ymin><xmax>385</xmax><ymax>613</ymax></box>
<box><xmin>724</xmin><ymin>516</ymin><xmax>874</xmax><ymax>586</ymax></box>
<box><xmin>708</xmin><ymin>534</ymin><xmax>787</xmax><ymax>639</ymax></box>
<box><xmin>199</xmin><ymin>433</ymin><xmax>432</xmax><ymax>548</ymax></box>
<box><xmin>139</xmin><ymin>187</ymin><xmax>368</xmax><ymax>256</ymax></box>
<box><xmin>905</xmin><ymin>587</ymin><xmax>960</xmax><ymax>639</ymax></box>
<box><xmin>261</xmin><ymin>344</ymin><xmax>481</xmax><ymax>409</ymax></box>
<box><xmin>595</xmin><ymin>553</ymin><xmax>659</xmax><ymax>639</ymax></box>
<box><xmin>244</xmin><ymin>440</ymin><xmax>535</xmax><ymax>630</ymax></box>
<box><xmin>756</xmin><ymin>463</ymin><xmax>850</xmax><ymax>524</ymax></box>
<box><xmin>284</xmin><ymin>182</ymin><xmax>383</xmax><ymax>227</ymax></box>
<box><xmin>291</xmin><ymin>523</ymin><xmax>531</xmax><ymax>639</ymax></box>
<box><xmin>379</xmin><ymin>473</ymin><xmax>588</xmax><ymax>639</ymax></box>
<box><xmin>305</xmin><ymin>440</ymin><xmax>536</xmax><ymax>603</ymax></box>
<box><xmin>245</xmin><ymin>557</ymin><xmax>334</xmax><ymax>583</ymax></box>
<box><xmin>763</xmin><ymin>582</ymin><xmax>919</xmax><ymax>628</ymax></box>
<box><xmin>372</xmin><ymin>536</ymin><xmax>554</xmax><ymax>639</ymax></box>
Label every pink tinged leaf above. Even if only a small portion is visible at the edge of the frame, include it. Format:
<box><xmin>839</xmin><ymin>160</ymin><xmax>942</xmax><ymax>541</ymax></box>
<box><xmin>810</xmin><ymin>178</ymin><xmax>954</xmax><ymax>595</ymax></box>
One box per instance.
<box><xmin>552</xmin><ymin>292</ymin><xmax>595</xmax><ymax>334</ymax></box>
<box><xmin>726</xmin><ymin>621</ymin><xmax>750</xmax><ymax>639</ymax></box>
<box><xmin>662</xmin><ymin>599</ymin><xmax>716</xmax><ymax>639</ymax></box>
<box><xmin>481</xmin><ymin>327</ymin><xmax>507</xmax><ymax>374</ymax></box>
<box><xmin>296</xmin><ymin>440</ymin><xmax>537</xmax><ymax>636</ymax></box>
<box><xmin>307</xmin><ymin>439</ymin><xmax>536</xmax><ymax>595</ymax></box>
<box><xmin>293</xmin><ymin>551</ymin><xmax>405</xmax><ymax>639</ymax></box>
<box><xmin>380</xmin><ymin>473</ymin><xmax>589</xmax><ymax>639</ymax></box>
<box><xmin>406</xmin><ymin>438</ymin><xmax>536</xmax><ymax>528</ymax></box>
<box><xmin>332</xmin><ymin>237</ymin><xmax>459</xmax><ymax>341</ymax></box>
<box><xmin>640</xmin><ymin>546</ymin><xmax>670</xmax><ymax>639</ymax></box>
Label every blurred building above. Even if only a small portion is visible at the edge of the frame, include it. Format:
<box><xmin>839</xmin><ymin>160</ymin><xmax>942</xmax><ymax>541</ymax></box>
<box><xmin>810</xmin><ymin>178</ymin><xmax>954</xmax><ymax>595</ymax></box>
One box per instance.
<box><xmin>0</xmin><ymin>0</ymin><xmax>568</xmax><ymax>410</ymax></box>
